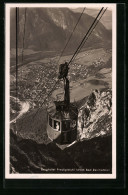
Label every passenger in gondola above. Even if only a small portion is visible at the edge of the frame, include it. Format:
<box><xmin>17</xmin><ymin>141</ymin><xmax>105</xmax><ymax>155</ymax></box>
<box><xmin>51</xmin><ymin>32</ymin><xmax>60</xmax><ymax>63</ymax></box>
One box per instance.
<box><xmin>55</xmin><ymin>121</ymin><xmax>60</xmax><ymax>131</ymax></box>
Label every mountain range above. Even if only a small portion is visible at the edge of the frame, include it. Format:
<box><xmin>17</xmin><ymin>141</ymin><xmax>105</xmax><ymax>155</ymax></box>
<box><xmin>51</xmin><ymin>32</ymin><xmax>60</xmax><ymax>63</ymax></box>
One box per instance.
<box><xmin>10</xmin><ymin>8</ymin><xmax>112</xmax><ymax>53</ymax></box>
<box><xmin>71</xmin><ymin>8</ymin><xmax>112</xmax><ymax>30</ymax></box>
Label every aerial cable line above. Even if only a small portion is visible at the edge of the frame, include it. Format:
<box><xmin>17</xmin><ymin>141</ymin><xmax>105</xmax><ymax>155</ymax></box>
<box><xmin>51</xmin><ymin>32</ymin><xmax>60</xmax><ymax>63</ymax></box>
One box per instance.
<box><xmin>32</xmin><ymin>7</ymin><xmax>88</xmax><ymax>109</ymax></box>
<box><xmin>16</xmin><ymin>10</ymin><xmax>59</xmax><ymax>127</ymax></box>
<box><xmin>20</xmin><ymin>8</ymin><xmax>27</xmax><ymax>83</ymax></box>
<box><xmin>68</xmin><ymin>7</ymin><xmax>104</xmax><ymax>66</ymax></box>
<box><xmin>30</xmin><ymin>8</ymin><xmax>86</xmax><ymax>104</ymax></box>
<box><xmin>11</xmin><ymin>7</ymin><xmax>85</xmax><ymax>74</ymax></box>
<box><xmin>15</xmin><ymin>7</ymin><xmax>85</xmax><ymax>105</ymax></box>
<box><xmin>15</xmin><ymin>7</ymin><xmax>19</xmax><ymax>125</ymax></box>
<box><xmin>29</xmin><ymin>79</ymin><xmax>59</xmax><ymax>130</ymax></box>
<box><xmin>29</xmin><ymin>8</ymin><xmax>86</xmax><ymax>103</ymax></box>
<box><xmin>73</xmin><ymin>8</ymin><xmax>108</xmax><ymax>62</ymax></box>
<box><xmin>29</xmin><ymin>7</ymin><xmax>104</xmax><ymax>127</ymax></box>
<box><xmin>28</xmin><ymin>8</ymin><xmax>104</xmax><ymax>127</ymax></box>
<box><xmin>18</xmin><ymin>8</ymin><xmax>30</xmax><ymax>131</ymax></box>
<box><xmin>20</xmin><ymin>8</ymin><xmax>105</xmax><ymax>130</ymax></box>
<box><xmin>68</xmin><ymin>7</ymin><xmax>104</xmax><ymax>65</ymax></box>
<box><xmin>57</xmin><ymin>7</ymin><xmax>86</xmax><ymax>65</ymax></box>
<box><xmin>21</xmin><ymin>8</ymin><xmax>27</xmax><ymax>66</ymax></box>
<box><xmin>23</xmin><ymin>8</ymin><xmax>86</xmax><ymax>108</ymax></box>
<box><xmin>28</xmin><ymin>7</ymin><xmax>86</xmax><ymax>105</ymax></box>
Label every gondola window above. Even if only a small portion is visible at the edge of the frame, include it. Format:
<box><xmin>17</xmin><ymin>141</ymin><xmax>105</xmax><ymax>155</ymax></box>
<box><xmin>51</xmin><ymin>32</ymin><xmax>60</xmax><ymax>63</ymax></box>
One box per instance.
<box><xmin>49</xmin><ymin>117</ymin><xmax>52</xmax><ymax>127</ymax></box>
<box><xmin>54</xmin><ymin>121</ymin><xmax>60</xmax><ymax>131</ymax></box>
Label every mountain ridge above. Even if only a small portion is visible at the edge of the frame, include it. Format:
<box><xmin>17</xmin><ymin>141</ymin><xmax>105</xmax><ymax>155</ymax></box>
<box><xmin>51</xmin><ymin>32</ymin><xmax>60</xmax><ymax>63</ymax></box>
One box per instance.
<box><xmin>71</xmin><ymin>8</ymin><xmax>112</xmax><ymax>30</ymax></box>
<box><xmin>10</xmin><ymin>7</ymin><xmax>112</xmax><ymax>52</ymax></box>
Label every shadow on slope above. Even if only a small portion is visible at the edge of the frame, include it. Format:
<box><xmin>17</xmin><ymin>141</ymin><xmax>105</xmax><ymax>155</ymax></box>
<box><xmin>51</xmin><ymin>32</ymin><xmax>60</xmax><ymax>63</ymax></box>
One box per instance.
<box><xmin>10</xmin><ymin>130</ymin><xmax>112</xmax><ymax>174</ymax></box>
<box><xmin>65</xmin><ymin>135</ymin><xmax>112</xmax><ymax>173</ymax></box>
<box><xmin>10</xmin><ymin>130</ymin><xmax>78</xmax><ymax>173</ymax></box>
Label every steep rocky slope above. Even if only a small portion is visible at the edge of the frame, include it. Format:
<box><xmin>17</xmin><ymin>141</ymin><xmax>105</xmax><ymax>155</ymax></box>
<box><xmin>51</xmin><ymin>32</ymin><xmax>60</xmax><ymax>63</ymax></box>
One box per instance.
<box><xmin>10</xmin><ymin>131</ymin><xmax>112</xmax><ymax>173</ymax></box>
<box><xmin>77</xmin><ymin>89</ymin><xmax>112</xmax><ymax>140</ymax></box>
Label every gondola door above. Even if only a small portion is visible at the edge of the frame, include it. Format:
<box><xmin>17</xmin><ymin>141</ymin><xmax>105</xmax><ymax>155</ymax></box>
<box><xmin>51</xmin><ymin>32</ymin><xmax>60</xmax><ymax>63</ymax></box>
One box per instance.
<box><xmin>61</xmin><ymin>120</ymin><xmax>71</xmax><ymax>144</ymax></box>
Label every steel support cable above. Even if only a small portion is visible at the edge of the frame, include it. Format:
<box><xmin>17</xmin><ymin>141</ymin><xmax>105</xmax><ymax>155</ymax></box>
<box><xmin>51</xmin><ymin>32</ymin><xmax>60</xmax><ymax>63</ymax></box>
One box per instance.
<box><xmin>15</xmin><ymin>7</ymin><xmax>19</xmax><ymax>125</ymax></box>
<box><xmin>22</xmin><ymin>8</ymin><xmax>86</xmax><ymax>112</ymax></box>
<box><xmin>27</xmin><ymin>7</ymin><xmax>109</xmax><ymax>134</ymax></box>
<box><xmin>21</xmin><ymin>8</ymin><xmax>46</xmax><ymax>103</ymax></box>
<box><xmin>18</xmin><ymin>64</ymin><xmax>59</xmax><ymax>129</ymax></box>
<box><xmin>72</xmin><ymin>8</ymin><xmax>108</xmax><ymax>62</ymax></box>
<box><xmin>20</xmin><ymin>8</ymin><xmax>27</xmax><ymax>97</ymax></box>
<box><xmin>33</xmin><ymin>8</ymin><xmax>105</xmax><ymax>117</ymax></box>
<box><xmin>15</xmin><ymin>7</ymin><xmax>85</xmax><ymax>110</ymax></box>
<box><xmin>19</xmin><ymin>78</ymin><xmax>59</xmax><ymax>130</ymax></box>
<box><xmin>68</xmin><ymin>7</ymin><xmax>104</xmax><ymax>66</ymax></box>
<box><xmin>28</xmin><ymin>9</ymin><xmax>104</xmax><ymax>129</ymax></box>
<box><xmin>21</xmin><ymin>8</ymin><xmax>27</xmax><ymax>67</ymax></box>
<box><xmin>57</xmin><ymin>7</ymin><xmax>86</xmax><ymax>65</ymax></box>
<box><xmin>17</xmin><ymin>7</ymin><xmax>44</xmax><ymax>131</ymax></box>
<box><xmin>29</xmin><ymin>7</ymin><xmax>86</xmax><ymax>112</ymax></box>
<box><xmin>16</xmin><ymin>8</ymin><xmax>103</xmax><ymax>132</ymax></box>
<box><xmin>23</xmin><ymin>7</ymin><xmax>85</xmax><ymax>99</ymax></box>
<box><xmin>17</xmin><ymin>8</ymin><xmax>27</xmax><ymax>131</ymax></box>
<box><xmin>24</xmin><ymin>76</ymin><xmax>51</xmax><ymax>104</ymax></box>
<box><xmin>18</xmin><ymin>8</ymin><xmax>32</xmax><ymax>131</ymax></box>
<box><xmin>13</xmin><ymin>8</ymin><xmax>58</xmax><ymax>131</ymax></box>
<box><xmin>32</xmin><ymin>7</ymin><xmax>87</xmax><ymax>109</ymax></box>
<box><xmin>29</xmin><ymin>79</ymin><xmax>59</xmax><ymax>130</ymax></box>
<box><xmin>13</xmin><ymin>8</ymin><xmax>57</xmax><ymax>129</ymax></box>
<box><xmin>23</xmin><ymin>64</ymin><xmax>58</xmax><ymax>102</ymax></box>
<box><xmin>25</xmin><ymin>8</ymin><xmax>104</xmax><ymax>129</ymax></box>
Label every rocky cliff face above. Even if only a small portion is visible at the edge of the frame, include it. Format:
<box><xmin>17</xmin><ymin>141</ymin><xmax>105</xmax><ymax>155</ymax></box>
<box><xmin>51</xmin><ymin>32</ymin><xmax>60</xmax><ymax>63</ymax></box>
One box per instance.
<box><xmin>77</xmin><ymin>89</ymin><xmax>112</xmax><ymax>140</ymax></box>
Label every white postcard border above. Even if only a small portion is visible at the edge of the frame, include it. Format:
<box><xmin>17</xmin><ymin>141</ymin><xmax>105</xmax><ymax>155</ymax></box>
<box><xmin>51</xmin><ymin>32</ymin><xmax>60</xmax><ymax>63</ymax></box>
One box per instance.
<box><xmin>5</xmin><ymin>3</ymin><xmax>116</xmax><ymax>179</ymax></box>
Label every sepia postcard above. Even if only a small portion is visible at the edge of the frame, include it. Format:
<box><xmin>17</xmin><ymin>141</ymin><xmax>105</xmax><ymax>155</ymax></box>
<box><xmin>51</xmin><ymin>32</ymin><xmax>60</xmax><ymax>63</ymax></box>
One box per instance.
<box><xmin>5</xmin><ymin>3</ymin><xmax>116</xmax><ymax>179</ymax></box>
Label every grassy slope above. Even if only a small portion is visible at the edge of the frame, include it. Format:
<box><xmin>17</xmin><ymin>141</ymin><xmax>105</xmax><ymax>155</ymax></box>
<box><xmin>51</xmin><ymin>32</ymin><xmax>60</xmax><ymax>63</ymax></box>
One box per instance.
<box><xmin>11</xmin><ymin>107</ymin><xmax>49</xmax><ymax>144</ymax></box>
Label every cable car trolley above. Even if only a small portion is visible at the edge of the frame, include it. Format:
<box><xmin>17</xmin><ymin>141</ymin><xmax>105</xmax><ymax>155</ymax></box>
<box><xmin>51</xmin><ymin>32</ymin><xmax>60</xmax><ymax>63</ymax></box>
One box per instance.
<box><xmin>47</xmin><ymin>62</ymin><xmax>78</xmax><ymax>145</ymax></box>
